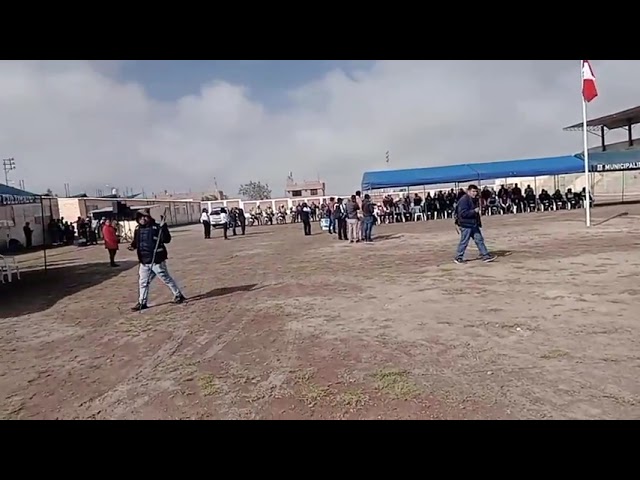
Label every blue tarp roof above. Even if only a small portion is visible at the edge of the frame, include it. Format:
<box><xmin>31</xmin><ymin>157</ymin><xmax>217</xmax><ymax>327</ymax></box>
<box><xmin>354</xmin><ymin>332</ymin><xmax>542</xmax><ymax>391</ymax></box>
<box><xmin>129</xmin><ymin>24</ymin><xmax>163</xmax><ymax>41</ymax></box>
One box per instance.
<box><xmin>361</xmin><ymin>155</ymin><xmax>585</xmax><ymax>191</ymax></box>
<box><xmin>0</xmin><ymin>183</ymin><xmax>39</xmax><ymax>205</ymax></box>
<box><xmin>361</xmin><ymin>165</ymin><xmax>479</xmax><ymax>191</ymax></box>
<box><xmin>467</xmin><ymin>156</ymin><xmax>584</xmax><ymax>180</ymax></box>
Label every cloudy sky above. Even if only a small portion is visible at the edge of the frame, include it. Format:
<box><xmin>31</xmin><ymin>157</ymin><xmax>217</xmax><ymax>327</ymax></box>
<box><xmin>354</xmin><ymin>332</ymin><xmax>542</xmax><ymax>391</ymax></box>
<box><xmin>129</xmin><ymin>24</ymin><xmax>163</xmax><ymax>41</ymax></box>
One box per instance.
<box><xmin>1</xmin><ymin>60</ymin><xmax>638</xmax><ymax>197</ymax></box>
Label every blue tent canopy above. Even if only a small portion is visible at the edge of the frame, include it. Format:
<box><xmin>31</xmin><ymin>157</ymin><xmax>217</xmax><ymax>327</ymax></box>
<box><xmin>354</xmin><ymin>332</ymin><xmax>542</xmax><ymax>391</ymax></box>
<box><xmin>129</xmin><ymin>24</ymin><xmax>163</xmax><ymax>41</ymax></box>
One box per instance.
<box><xmin>467</xmin><ymin>155</ymin><xmax>584</xmax><ymax>180</ymax></box>
<box><xmin>361</xmin><ymin>164</ymin><xmax>480</xmax><ymax>191</ymax></box>
<box><xmin>0</xmin><ymin>183</ymin><xmax>39</xmax><ymax>205</ymax></box>
<box><xmin>361</xmin><ymin>155</ymin><xmax>586</xmax><ymax>191</ymax></box>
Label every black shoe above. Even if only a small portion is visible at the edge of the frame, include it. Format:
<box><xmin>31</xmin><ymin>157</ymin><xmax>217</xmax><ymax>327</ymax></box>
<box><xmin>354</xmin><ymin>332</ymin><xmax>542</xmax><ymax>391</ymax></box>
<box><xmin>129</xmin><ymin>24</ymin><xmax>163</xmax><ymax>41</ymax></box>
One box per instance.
<box><xmin>453</xmin><ymin>258</ymin><xmax>465</xmax><ymax>265</ymax></box>
<box><xmin>173</xmin><ymin>294</ymin><xmax>186</xmax><ymax>304</ymax></box>
<box><xmin>482</xmin><ymin>255</ymin><xmax>497</xmax><ymax>263</ymax></box>
<box><xmin>131</xmin><ymin>302</ymin><xmax>148</xmax><ymax>311</ymax></box>
<box><xmin>110</xmin><ymin>263</ymin><xmax>119</xmax><ymax>267</ymax></box>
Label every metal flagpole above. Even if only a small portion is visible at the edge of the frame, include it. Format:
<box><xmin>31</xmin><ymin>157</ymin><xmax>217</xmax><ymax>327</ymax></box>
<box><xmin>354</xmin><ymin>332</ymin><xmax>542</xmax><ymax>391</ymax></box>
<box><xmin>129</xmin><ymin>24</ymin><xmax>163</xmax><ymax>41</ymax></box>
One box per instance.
<box><xmin>582</xmin><ymin>64</ymin><xmax>591</xmax><ymax>228</ymax></box>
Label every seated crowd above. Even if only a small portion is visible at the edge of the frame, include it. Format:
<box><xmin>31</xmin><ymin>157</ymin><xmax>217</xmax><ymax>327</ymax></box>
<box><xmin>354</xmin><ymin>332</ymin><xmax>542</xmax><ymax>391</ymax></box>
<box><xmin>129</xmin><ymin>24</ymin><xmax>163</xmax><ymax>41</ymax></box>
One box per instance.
<box><xmin>360</xmin><ymin>183</ymin><xmax>593</xmax><ymax>224</ymax></box>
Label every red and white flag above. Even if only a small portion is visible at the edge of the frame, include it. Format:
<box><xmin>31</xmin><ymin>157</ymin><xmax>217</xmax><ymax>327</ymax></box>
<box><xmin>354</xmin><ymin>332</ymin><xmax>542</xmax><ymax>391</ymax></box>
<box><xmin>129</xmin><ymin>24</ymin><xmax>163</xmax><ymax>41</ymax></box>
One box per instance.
<box><xmin>582</xmin><ymin>60</ymin><xmax>598</xmax><ymax>103</ymax></box>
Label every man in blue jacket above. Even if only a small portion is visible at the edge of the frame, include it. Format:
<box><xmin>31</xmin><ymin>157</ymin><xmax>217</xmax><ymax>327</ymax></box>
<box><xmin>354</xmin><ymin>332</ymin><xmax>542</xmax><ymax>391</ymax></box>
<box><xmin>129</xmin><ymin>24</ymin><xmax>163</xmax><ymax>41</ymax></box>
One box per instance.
<box><xmin>129</xmin><ymin>209</ymin><xmax>186</xmax><ymax>310</ymax></box>
<box><xmin>454</xmin><ymin>185</ymin><xmax>496</xmax><ymax>264</ymax></box>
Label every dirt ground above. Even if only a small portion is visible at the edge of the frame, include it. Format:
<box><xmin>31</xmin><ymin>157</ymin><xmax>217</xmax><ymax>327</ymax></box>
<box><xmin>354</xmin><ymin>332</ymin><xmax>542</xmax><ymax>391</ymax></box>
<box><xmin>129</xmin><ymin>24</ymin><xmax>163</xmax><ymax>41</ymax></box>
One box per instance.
<box><xmin>2</xmin><ymin>204</ymin><xmax>640</xmax><ymax>420</ymax></box>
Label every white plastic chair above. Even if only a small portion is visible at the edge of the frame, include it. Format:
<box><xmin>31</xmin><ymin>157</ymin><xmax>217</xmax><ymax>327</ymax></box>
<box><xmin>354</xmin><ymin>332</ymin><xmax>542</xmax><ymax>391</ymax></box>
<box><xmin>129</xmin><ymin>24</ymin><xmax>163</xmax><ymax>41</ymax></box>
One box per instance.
<box><xmin>0</xmin><ymin>254</ymin><xmax>21</xmax><ymax>283</ymax></box>
<box><xmin>414</xmin><ymin>211</ymin><xmax>424</xmax><ymax>221</ymax></box>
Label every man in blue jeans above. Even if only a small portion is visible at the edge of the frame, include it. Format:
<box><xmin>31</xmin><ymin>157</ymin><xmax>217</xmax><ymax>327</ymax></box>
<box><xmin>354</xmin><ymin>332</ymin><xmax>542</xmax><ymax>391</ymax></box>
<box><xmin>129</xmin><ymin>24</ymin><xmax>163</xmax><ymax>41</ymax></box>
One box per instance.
<box><xmin>454</xmin><ymin>185</ymin><xmax>496</xmax><ymax>264</ymax></box>
<box><xmin>362</xmin><ymin>193</ymin><xmax>375</xmax><ymax>242</ymax></box>
<box><xmin>129</xmin><ymin>209</ymin><xmax>186</xmax><ymax>310</ymax></box>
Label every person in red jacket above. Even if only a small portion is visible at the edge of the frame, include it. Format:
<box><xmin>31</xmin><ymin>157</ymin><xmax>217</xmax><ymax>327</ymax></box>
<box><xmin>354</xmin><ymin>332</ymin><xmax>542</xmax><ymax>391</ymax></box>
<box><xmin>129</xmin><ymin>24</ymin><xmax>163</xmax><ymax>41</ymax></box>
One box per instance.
<box><xmin>102</xmin><ymin>219</ymin><xmax>119</xmax><ymax>267</ymax></box>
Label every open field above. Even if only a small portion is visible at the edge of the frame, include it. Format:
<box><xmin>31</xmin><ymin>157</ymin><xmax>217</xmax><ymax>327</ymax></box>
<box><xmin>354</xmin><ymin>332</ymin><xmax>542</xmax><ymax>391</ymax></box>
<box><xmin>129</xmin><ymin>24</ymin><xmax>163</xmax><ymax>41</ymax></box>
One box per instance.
<box><xmin>2</xmin><ymin>205</ymin><xmax>640</xmax><ymax>419</ymax></box>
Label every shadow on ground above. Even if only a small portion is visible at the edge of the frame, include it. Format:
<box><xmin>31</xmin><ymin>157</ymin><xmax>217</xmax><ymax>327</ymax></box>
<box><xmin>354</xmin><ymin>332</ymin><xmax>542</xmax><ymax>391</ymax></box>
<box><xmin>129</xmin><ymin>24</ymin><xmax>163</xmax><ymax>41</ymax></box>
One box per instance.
<box><xmin>0</xmin><ymin>260</ymin><xmax>138</xmax><ymax>319</ymax></box>
<box><xmin>374</xmin><ymin>234</ymin><xmax>402</xmax><ymax>242</ymax></box>
<box><xmin>147</xmin><ymin>283</ymin><xmax>260</xmax><ymax>310</ymax></box>
<box><xmin>188</xmin><ymin>283</ymin><xmax>259</xmax><ymax>302</ymax></box>
<box><xmin>593</xmin><ymin>212</ymin><xmax>629</xmax><ymax>227</ymax></box>
<box><xmin>234</xmin><ymin>230</ymin><xmax>273</xmax><ymax>236</ymax></box>
<box><xmin>465</xmin><ymin>250</ymin><xmax>513</xmax><ymax>263</ymax></box>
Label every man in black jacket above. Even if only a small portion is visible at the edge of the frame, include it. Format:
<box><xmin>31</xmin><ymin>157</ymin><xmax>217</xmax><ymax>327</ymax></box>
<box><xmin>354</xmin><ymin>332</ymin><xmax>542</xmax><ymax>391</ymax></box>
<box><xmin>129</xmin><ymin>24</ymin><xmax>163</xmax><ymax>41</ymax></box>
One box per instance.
<box><xmin>454</xmin><ymin>185</ymin><xmax>496</xmax><ymax>264</ymax></box>
<box><xmin>300</xmin><ymin>202</ymin><xmax>312</xmax><ymax>236</ymax></box>
<box><xmin>236</xmin><ymin>207</ymin><xmax>246</xmax><ymax>235</ymax></box>
<box><xmin>129</xmin><ymin>210</ymin><xmax>185</xmax><ymax>310</ymax></box>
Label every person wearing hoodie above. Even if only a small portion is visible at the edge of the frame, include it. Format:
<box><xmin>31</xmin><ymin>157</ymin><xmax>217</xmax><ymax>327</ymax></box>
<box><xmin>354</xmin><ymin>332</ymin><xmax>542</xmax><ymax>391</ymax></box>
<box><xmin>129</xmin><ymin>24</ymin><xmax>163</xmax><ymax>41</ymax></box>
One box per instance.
<box><xmin>128</xmin><ymin>209</ymin><xmax>186</xmax><ymax>311</ymax></box>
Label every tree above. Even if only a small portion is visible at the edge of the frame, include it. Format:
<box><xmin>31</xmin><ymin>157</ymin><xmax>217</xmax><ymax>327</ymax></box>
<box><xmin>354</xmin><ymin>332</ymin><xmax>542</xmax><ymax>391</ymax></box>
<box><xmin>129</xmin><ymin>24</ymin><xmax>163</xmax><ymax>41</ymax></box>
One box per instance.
<box><xmin>238</xmin><ymin>181</ymin><xmax>272</xmax><ymax>200</ymax></box>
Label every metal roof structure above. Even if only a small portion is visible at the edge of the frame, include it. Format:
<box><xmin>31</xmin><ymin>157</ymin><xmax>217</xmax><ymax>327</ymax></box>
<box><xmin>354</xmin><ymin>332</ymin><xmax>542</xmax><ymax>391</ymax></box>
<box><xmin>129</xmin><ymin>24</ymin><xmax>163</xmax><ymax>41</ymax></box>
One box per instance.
<box><xmin>563</xmin><ymin>105</ymin><xmax>640</xmax><ymax>132</ymax></box>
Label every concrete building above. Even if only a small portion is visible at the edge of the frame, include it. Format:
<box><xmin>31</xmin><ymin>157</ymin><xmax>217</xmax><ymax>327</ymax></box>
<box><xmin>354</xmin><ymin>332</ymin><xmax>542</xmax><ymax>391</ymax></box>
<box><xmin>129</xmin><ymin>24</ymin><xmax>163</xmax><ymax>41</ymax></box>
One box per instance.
<box><xmin>285</xmin><ymin>174</ymin><xmax>326</xmax><ymax>198</ymax></box>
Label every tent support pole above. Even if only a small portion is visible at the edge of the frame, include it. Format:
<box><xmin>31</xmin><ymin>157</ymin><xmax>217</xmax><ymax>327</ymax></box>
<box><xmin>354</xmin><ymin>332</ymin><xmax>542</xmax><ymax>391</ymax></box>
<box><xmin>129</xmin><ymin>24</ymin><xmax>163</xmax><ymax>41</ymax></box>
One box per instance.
<box><xmin>40</xmin><ymin>196</ymin><xmax>48</xmax><ymax>273</ymax></box>
<box><xmin>534</xmin><ymin>177</ymin><xmax>537</xmax><ymax>195</ymax></box>
<box><xmin>621</xmin><ymin>172</ymin><xmax>625</xmax><ymax>203</ymax></box>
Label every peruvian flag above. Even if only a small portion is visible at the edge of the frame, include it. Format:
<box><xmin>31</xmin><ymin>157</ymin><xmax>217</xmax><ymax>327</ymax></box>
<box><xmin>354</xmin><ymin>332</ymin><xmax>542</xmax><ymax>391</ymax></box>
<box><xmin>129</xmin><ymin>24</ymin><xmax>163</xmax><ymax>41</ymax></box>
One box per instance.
<box><xmin>582</xmin><ymin>60</ymin><xmax>598</xmax><ymax>103</ymax></box>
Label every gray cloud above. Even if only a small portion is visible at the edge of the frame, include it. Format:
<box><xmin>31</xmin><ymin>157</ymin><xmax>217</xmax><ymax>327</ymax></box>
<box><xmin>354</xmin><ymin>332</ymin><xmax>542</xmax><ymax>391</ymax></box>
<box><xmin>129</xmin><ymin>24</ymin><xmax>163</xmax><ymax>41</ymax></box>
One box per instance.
<box><xmin>0</xmin><ymin>60</ymin><xmax>637</xmax><ymax>197</ymax></box>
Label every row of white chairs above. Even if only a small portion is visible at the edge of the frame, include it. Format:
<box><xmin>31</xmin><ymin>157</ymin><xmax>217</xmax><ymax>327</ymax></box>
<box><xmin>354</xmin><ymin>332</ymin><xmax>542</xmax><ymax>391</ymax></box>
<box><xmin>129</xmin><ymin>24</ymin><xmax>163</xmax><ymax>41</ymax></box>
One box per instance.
<box><xmin>0</xmin><ymin>255</ymin><xmax>21</xmax><ymax>283</ymax></box>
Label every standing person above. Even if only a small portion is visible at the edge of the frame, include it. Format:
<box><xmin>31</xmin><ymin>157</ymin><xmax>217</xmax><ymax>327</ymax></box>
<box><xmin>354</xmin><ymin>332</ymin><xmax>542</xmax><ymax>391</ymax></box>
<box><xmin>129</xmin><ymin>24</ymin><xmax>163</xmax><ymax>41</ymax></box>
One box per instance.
<box><xmin>102</xmin><ymin>218</ymin><xmax>119</xmax><ymax>267</ymax></box>
<box><xmin>355</xmin><ymin>190</ymin><xmax>364</xmax><ymax>242</ymax></box>
<box><xmin>220</xmin><ymin>207</ymin><xmax>230</xmax><ymax>240</ymax></box>
<box><xmin>229</xmin><ymin>207</ymin><xmax>238</xmax><ymax>236</ymax></box>
<box><xmin>326</xmin><ymin>198</ymin><xmax>336</xmax><ymax>234</ymax></box>
<box><xmin>129</xmin><ymin>210</ymin><xmax>186</xmax><ymax>310</ymax></box>
<box><xmin>301</xmin><ymin>202</ymin><xmax>312</xmax><ymax>236</ymax></box>
<box><xmin>346</xmin><ymin>195</ymin><xmax>360</xmax><ymax>243</ymax></box>
<box><xmin>362</xmin><ymin>194</ymin><xmax>375</xmax><ymax>242</ymax></box>
<box><xmin>23</xmin><ymin>222</ymin><xmax>33</xmax><ymax>249</ymax></box>
<box><xmin>237</xmin><ymin>207</ymin><xmax>246</xmax><ymax>235</ymax></box>
<box><xmin>454</xmin><ymin>185</ymin><xmax>496</xmax><ymax>264</ymax></box>
<box><xmin>201</xmin><ymin>208</ymin><xmax>211</xmax><ymax>239</ymax></box>
<box><xmin>335</xmin><ymin>198</ymin><xmax>348</xmax><ymax>241</ymax></box>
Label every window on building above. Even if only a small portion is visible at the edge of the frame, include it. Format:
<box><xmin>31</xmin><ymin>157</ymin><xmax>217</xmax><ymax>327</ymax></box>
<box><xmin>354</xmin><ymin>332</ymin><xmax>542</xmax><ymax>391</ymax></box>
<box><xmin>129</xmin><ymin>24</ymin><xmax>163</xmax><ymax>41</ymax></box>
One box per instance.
<box><xmin>310</xmin><ymin>189</ymin><xmax>318</xmax><ymax>196</ymax></box>
<box><xmin>291</xmin><ymin>190</ymin><xmax>302</xmax><ymax>197</ymax></box>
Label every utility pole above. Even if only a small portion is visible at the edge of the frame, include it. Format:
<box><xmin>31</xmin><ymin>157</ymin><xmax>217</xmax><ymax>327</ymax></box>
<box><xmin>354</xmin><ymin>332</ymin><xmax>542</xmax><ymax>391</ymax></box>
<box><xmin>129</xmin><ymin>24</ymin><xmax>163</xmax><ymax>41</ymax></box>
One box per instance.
<box><xmin>3</xmin><ymin>157</ymin><xmax>16</xmax><ymax>185</ymax></box>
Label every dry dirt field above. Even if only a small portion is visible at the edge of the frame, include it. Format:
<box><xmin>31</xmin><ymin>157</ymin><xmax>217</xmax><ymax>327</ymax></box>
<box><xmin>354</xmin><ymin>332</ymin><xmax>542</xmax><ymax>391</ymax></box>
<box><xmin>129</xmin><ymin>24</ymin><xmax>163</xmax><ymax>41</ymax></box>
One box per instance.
<box><xmin>2</xmin><ymin>204</ymin><xmax>640</xmax><ymax>420</ymax></box>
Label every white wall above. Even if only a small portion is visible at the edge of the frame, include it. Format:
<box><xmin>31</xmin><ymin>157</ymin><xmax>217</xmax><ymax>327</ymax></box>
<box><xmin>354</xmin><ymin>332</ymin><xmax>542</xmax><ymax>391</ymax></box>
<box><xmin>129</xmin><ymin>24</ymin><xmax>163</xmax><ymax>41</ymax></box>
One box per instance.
<box><xmin>202</xmin><ymin>195</ymin><xmax>349</xmax><ymax>213</ymax></box>
<box><xmin>0</xmin><ymin>201</ymin><xmax>60</xmax><ymax>250</ymax></box>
